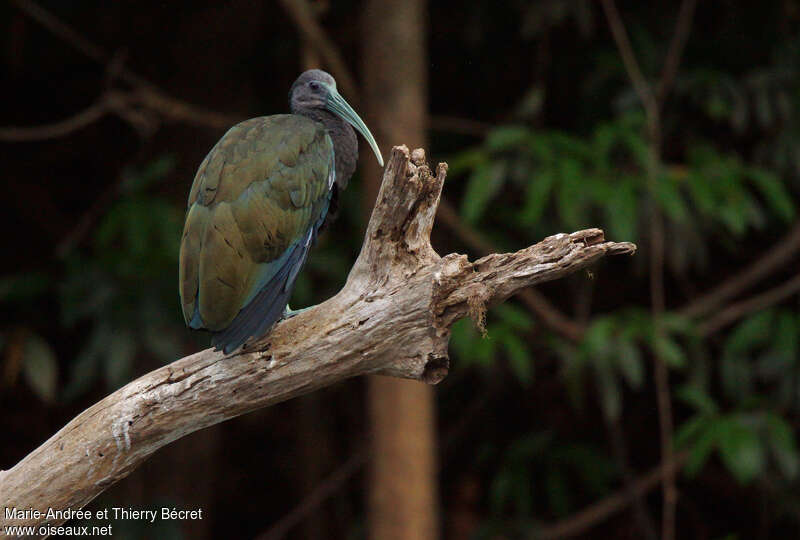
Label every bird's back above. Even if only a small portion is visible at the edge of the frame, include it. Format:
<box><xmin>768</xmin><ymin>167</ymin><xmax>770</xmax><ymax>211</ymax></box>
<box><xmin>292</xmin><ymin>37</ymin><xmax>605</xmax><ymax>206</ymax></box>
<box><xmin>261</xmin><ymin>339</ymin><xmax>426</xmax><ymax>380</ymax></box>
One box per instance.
<box><xmin>179</xmin><ymin>114</ymin><xmax>335</xmax><ymax>351</ymax></box>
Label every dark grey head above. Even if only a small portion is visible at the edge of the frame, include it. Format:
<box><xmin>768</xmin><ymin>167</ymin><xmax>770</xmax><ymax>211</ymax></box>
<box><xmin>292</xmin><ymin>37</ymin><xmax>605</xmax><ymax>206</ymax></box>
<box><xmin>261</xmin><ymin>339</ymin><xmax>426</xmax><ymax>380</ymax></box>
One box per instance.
<box><xmin>288</xmin><ymin>69</ymin><xmax>383</xmax><ymax>167</ymax></box>
<box><xmin>288</xmin><ymin>69</ymin><xmax>336</xmax><ymax>111</ymax></box>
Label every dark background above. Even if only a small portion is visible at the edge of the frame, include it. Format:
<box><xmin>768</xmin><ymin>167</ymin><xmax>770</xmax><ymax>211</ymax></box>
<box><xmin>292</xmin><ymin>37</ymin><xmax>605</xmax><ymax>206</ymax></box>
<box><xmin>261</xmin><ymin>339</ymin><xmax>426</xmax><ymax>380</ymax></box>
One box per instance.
<box><xmin>2</xmin><ymin>1</ymin><xmax>800</xmax><ymax>539</ymax></box>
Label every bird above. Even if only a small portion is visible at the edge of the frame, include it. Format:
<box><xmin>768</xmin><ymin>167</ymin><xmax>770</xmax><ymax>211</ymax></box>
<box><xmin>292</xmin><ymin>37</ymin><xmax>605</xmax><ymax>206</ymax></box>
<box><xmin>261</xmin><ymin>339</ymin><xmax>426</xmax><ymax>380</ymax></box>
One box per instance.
<box><xmin>178</xmin><ymin>69</ymin><xmax>383</xmax><ymax>353</ymax></box>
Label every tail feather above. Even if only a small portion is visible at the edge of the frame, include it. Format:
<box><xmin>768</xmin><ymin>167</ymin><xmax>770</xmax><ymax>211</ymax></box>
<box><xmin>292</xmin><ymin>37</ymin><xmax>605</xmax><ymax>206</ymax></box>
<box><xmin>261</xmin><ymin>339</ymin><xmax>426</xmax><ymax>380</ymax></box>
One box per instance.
<box><xmin>211</xmin><ymin>239</ymin><xmax>308</xmax><ymax>354</ymax></box>
<box><xmin>212</xmin><ymin>196</ymin><xmax>329</xmax><ymax>354</ymax></box>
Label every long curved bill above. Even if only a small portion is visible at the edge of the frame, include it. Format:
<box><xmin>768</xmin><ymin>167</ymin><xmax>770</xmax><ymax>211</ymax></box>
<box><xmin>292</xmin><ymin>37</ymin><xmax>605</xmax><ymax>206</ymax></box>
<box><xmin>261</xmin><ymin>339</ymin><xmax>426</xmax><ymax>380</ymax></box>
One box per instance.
<box><xmin>326</xmin><ymin>89</ymin><xmax>384</xmax><ymax>167</ymax></box>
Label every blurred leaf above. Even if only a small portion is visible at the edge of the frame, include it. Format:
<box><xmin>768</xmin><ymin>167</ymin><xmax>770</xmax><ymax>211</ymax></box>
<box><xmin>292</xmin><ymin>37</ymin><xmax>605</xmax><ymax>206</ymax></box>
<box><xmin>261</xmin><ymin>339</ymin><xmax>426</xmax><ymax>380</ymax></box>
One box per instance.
<box><xmin>451</xmin><ymin>318</ymin><xmax>495</xmax><ymax>367</ymax></box>
<box><xmin>676</xmin><ymin>414</ymin><xmax>710</xmax><ymax>448</ymax></box>
<box><xmin>554</xmin><ymin>339</ymin><xmax>586</xmax><ymax>410</ymax></box>
<box><xmin>493</xmin><ymin>303</ymin><xmax>534</xmax><ymax>330</ymax></box>
<box><xmin>719</xmin><ymin>202</ymin><xmax>749</xmax><ymax>236</ymax></box>
<box><xmin>766</xmin><ymin>413</ymin><xmax>799</xmax><ymax>479</ymax></box>
<box><xmin>720</xmin><ymin>311</ymin><xmax>775</xmax><ymax>400</ymax></box>
<box><xmin>618</xmin><ymin>123</ymin><xmax>650</xmax><ymax>170</ymax></box>
<box><xmin>655</xmin><ymin>175</ymin><xmax>690</xmax><ymax>223</ymax></box>
<box><xmin>747</xmin><ymin>167</ymin><xmax>794</xmax><ymax>222</ymax></box>
<box><xmin>527</xmin><ymin>132</ymin><xmax>557</xmax><ymax>164</ymax></box>
<box><xmin>773</xmin><ymin>311</ymin><xmax>798</xmax><ymax>361</ymax></box>
<box><xmin>654</xmin><ymin>334</ymin><xmax>687</xmax><ymax>368</ymax></box>
<box><xmin>519</xmin><ymin>170</ymin><xmax>555</xmax><ymax>226</ymax></box>
<box><xmin>687</xmin><ymin>170</ymin><xmax>717</xmax><ymax>215</ymax></box>
<box><xmin>677</xmin><ymin>384</ymin><xmax>718</xmax><ymax>415</ymax></box>
<box><xmin>63</xmin><ymin>324</ymin><xmax>111</xmax><ymax>401</ymax></box>
<box><xmin>718</xmin><ymin>417</ymin><xmax>765</xmax><ymax>484</ymax></box>
<box><xmin>490</xmin><ymin>433</ymin><xmax>553</xmax><ymax>517</ymax></box>
<box><xmin>501</xmin><ymin>330</ymin><xmax>533</xmax><ymax>384</ymax></box>
<box><xmin>605</xmin><ymin>177</ymin><xmax>638</xmax><ymax>241</ymax></box>
<box><xmin>461</xmin><ymin>162</ymin><xmax>507</xmax><ymax>223</ymax></box>
<box><xmin>583</xmin><ymin>317</ymin><xmax>615</xmax><ymax>356</ymax></box>
<box><xmin>490</xmin><ymin>463</ymin><xmax>533</xmax><ymax>517</ymax></box>
<box><xmin>22</xmin><ymin>333</ymin><xmax>58</xmax><ymax>403</ymax></box>
<box><xmin>556</xmin><ymin>444</ymin><xmax>617</xmax><ymax>496</ymax></box>
<box><xmin>721</xmin><ymin>355</ymin><xmax>752</xmax><ymax>401</ymax></box>
<box><xmin>684</xmin><ymin>418</ymin><xmax>718</xmax><ymax>477</ymax></box>
<box><xmin>447</xmin><ymin>148</ymin><xmax>487</xmax><ymax>176</ymax></box>
<box><xmin>594</xmin><ymin>354</ymin><xmax>621</xmax><ymax>420</ymax></box>
<box><xmin>121</xmin><ymin>155</ymin><xmax>176</xmax><ymax>193</ymax></box>
<box><xmin>619</xmin><ymin>308</ymin><xmax>651</xmax><ymax>340</ymax></box>
<box><xmin>105</xmin><ymin>332</ymin><xmax>135</xmax><ymax>389</ymax></box>
<box><xmin>615</xmin><ymin>338</ymin><xmax>644</xmax><ymax>389</ymax></box>
<box><xmin>555</xmin><ymin>158</ymin><xmax>585</xmax><ymax>227</ymax></box>
<box><xmin>516</xmin><ymin>87</ymin><xmax>545</xmax><ymax>119</ymax></box>
<box><xmin>592</xmin><ymin>123</ymin><xmax>616</xmax><ymax>172</ymax></box>
<box><xmin>486</xmin><ymin>126</ymin><xmax>530</xmax><ymax>151</ymax></box>
<box><xmin>660</xmin><ymin>313</ymin><xmax>695</xmax><ymax>336</ymax></box>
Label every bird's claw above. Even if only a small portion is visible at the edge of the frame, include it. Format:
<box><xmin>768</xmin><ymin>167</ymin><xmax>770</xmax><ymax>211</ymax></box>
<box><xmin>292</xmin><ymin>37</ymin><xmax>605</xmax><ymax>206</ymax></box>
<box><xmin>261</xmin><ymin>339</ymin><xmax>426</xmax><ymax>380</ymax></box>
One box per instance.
<box><xmin>282</xmin><ymin>304</ymin><xmax>314</xmax><ymax>319</ymax></box>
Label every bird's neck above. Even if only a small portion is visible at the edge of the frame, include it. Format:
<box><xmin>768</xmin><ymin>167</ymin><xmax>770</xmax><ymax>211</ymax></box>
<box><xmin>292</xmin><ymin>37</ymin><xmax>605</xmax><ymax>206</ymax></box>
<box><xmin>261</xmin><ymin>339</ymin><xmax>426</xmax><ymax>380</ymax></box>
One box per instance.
<box><xmin>297</xmin><ymin>108</ymin><xmax>358</xmax><ymax>188</ymax></box>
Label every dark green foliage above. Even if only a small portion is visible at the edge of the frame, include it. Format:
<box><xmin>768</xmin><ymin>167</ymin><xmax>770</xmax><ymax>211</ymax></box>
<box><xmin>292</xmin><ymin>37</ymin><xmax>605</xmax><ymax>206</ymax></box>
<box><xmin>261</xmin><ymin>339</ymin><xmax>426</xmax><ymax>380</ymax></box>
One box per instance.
<box><xmin>481</xmin><ymin>432</ymin><xmax>615</xmax><ymax>531</ymax></box>
<box><xmin>452</xmin><ymin>115</ymin><xmax>794</xmax><ymax>256</ymax></box>
<box><xmin>1</xmin><ymin>156</ymin><xmax>188</xmax><ymax>402</ymax></box>
<box><xmin>450</xmin><ymin>304</ymin><xmax>535</xmax><ymax>383</ymax></box>
<box><xmin>441</xmin><ymin>4</ymin><xmax>800</xmax><ymax>533</ymax></box>
<box><xmin>60</xmin><ymin>157</ymin><xmax>187</xmax><ymax>397</ymax></box>
<box><xmin>21</xmin><ymin>333</ymin><xmax>59</xmax><ymax>403</ymax></box>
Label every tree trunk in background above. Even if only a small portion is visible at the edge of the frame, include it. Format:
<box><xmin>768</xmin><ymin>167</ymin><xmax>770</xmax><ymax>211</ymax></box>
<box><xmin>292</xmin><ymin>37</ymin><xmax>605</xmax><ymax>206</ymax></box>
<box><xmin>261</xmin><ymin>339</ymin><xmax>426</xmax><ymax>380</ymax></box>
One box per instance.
<box><xmin>361</xmin><ymin>1</ymin><xmax>438</xmax><ymax>539</ymax></box>
<box><xmin>296</xmin><ymin>32</ymin><xmax>332</xmax><ymax>540</ymax></box>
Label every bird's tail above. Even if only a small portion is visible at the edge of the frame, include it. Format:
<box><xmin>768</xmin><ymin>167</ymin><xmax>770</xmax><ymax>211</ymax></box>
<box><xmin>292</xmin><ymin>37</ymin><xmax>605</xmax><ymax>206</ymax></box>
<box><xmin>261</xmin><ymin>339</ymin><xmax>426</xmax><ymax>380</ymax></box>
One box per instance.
<box><xmin>211</xmin><ymin>237</ymin><xmax>310</xmax><ymax>354</ymax></box>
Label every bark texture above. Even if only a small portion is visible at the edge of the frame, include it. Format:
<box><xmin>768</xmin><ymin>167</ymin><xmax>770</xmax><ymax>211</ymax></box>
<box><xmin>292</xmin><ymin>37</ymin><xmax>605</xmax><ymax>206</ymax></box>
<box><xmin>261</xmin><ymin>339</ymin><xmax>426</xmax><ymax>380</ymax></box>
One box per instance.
<box><xmin>0</xmin><ymin>146</ymin><xmax>635</xmax><ymax>536</ymax></box>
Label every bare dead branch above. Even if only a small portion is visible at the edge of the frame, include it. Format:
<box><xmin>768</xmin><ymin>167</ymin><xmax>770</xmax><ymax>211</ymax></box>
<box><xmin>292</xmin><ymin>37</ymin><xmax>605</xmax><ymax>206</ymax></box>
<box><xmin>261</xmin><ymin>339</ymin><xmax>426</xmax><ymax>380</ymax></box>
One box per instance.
<box><xmin>436</xmin><ymin>200</ymin><xmax>586</xmax><ymax>342</ymax></box>
<box><xmin>256</xmin><ymin>451</ymin><xmax>368</xmax><ymax>540</ymax></box>
<box><xmin>656</xmin><ymin>0</ymin><xmax>698</xmax><ymax>105</ymax></box>
<box><xmin>600</xmin><ymin>0</ymin><xmax>660</xmax><ymax>134</ymax></box>
<box><xmin>603</xmin><ymin>416</ymin><xmax>659</xmax><ymax>540</ymax></box>
<box><xmin>10</xmin><ymin>0</ymin><xmax>240</xmax><ymax>133</ymax></box>
<box><xmin>681</xmin><ymin>222</ymin><xmax>800</xmax><ymax>319</ymax></box>
<box><xmin>10</xmin><ymin>0</ymin><xmax>499</xmax><ymax>147</ymax></box>
<box><xmin>698</xmin><ymin>273</ymin><xmax>800</xmax><ymax>336</ymax></box>
<box><xmin>534</xmin><ymin>452</ymin><xmax>688</xmax><ymax>540</ymax></box>
<box><xmin>131</xmin><ymin>88</ymin><xmax>238</xmax><ymax>130</ymax></box>
<box><xmin>599</xmin><ymin>2</ymin><xmax>698</xmax><ymax>537</ymax></box>
<box><xmin>11</xmin><ymin>0</ymin><xmax>110</xmax><ymax>71</ymax></box>
<box><xmin>277</xmin><ymin>0</ymin><xmax>359</xmax><ymax>100</ymax></box>
<box><xmin>0</xmin><ymin>146</ymin><xmax>635</xmax><ymax>534</ymax></box>
<box><xmin>10</xmin><ymin>0</ymin><xmax>156</xmax><ymax>93</ymax></box>
<box><xmin>0</xmin><ymin>93</ymin><xmax>122</xmax><ymax>142</ymax></box>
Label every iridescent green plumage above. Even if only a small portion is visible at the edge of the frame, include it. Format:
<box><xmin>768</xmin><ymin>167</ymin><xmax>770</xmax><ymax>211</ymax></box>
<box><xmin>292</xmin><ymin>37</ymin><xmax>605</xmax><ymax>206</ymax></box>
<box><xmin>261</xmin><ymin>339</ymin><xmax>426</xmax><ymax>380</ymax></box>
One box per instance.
<box><xmin>179</xmin><ymin>114</ymin><xmax>333</xmax><ymax>329</ymax></box>
<box><xmin>179</xmin><ymin>70</ymin><xmax>383</xmax><ymax>353</ymax></box>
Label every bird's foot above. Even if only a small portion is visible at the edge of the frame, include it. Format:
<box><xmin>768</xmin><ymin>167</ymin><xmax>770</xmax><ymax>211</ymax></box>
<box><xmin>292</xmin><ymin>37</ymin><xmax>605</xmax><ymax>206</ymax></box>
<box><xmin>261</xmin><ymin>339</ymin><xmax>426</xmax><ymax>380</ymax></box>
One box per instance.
<box><xmin>282</xmin><ymin>304</ymin><xmax>314</xmax><ymax>319</ymax></box>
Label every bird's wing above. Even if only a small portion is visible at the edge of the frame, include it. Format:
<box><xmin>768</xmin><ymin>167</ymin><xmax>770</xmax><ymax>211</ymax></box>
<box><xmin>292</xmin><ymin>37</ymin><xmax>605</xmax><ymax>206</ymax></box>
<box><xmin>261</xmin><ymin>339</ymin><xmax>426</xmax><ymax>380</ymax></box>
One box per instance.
<box><xmin>179</xmin><ymin>114</ymin><xmax>334</xmax><ymax>350</ymax></box>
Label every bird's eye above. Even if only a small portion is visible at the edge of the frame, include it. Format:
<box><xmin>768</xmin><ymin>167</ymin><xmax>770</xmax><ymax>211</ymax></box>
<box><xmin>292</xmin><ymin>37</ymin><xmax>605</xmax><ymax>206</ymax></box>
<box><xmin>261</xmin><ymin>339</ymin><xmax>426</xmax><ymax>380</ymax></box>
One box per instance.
<box><xmin>309</xmin><ymin>81</ymin><xmax>320</xmax><ymax>91</ymax></box>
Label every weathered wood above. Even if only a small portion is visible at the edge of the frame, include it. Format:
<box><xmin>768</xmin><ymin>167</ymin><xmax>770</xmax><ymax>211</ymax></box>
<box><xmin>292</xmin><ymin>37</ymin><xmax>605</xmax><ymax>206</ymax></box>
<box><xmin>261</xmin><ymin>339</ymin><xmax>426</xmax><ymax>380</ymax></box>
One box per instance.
<box><xmin>0</xmin><ymin>146</ymin><xmax>635</xmax><ymax>534</ymax></box>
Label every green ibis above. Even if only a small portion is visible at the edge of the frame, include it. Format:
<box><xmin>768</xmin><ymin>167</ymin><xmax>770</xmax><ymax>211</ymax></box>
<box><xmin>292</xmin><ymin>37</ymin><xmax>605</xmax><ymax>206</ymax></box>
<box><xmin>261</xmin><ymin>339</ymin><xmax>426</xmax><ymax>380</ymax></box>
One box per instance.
<box><xmin>179</xmin><ymin>69</ymin><xmax>383</xmax><ymax>353</ymax></box>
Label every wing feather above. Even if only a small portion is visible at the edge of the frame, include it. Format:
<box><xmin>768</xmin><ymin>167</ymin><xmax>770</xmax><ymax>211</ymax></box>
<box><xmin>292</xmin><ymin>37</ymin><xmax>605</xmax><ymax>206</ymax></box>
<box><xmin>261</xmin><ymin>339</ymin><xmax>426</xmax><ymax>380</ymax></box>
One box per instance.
<box><xmin>178</xmin><ymin>114</ymin><xmax>334</xmax><ymax>349</ymax></box>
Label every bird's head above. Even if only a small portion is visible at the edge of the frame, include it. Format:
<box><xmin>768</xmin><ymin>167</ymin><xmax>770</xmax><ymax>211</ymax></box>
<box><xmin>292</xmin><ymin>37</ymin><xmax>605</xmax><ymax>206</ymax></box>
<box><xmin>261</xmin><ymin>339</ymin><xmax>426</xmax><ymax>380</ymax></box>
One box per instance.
<box><xmin>289</xmin><ymin>69</ymin><xmax>384</xmax><ymax>167</ymax></box>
